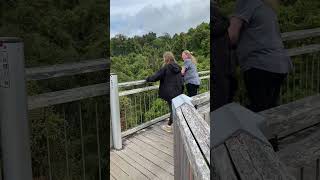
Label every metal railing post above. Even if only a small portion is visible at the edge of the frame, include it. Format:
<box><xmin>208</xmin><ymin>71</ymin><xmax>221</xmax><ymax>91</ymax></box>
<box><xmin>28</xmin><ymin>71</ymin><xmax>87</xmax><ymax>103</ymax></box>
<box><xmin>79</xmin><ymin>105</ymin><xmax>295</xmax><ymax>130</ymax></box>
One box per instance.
<box><xmin>0</xmin><ymin>37</ymin><xmax>33</xmax><ymax>180</ymax></box>
<box><xmin>110</xmin><ymin>73</ymin><xmax>122</xmax><ymax>150</ymax></box>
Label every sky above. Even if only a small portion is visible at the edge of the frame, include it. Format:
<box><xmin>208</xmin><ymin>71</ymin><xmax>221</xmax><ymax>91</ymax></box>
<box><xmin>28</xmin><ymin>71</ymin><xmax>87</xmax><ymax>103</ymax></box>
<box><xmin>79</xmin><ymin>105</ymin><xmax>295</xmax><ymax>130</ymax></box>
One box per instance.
<box><xmin>110</xmin><ymin>0</ymin><xmax>210</xmax><ymax>37</ymax></box>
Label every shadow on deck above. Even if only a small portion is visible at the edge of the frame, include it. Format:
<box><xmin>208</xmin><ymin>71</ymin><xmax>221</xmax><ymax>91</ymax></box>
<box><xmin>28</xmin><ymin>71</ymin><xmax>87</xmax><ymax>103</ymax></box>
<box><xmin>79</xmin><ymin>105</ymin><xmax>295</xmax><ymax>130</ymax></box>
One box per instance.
<box><xmin>110</xmin><ymin>121</ymin><xmax>174</xmax><ymax>180</ymax></box>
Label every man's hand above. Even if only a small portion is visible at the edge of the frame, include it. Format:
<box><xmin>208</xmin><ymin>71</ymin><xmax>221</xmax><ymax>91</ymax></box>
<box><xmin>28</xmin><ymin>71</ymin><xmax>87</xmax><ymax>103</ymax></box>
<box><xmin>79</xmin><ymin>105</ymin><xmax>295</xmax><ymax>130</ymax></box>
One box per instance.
<box><xmin>228</xmin><ymin>17</ymin><xmax>244</xmax><ymax>46</ymax></box>
<box><xmin>181</xmin><ymin>66</ymin><xmax>186</xmax><ymax>76</ymax></box>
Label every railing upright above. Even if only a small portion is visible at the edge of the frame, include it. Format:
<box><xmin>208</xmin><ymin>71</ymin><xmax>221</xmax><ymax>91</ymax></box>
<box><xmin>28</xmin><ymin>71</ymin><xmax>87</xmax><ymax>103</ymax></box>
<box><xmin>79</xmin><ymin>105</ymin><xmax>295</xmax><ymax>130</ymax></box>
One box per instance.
<box><xmin>0</xmin><ymin>38</ymin><xmax>33</xmax><ymax>180</ymax></box>
<box><xmin>110</xmin><ymin>73</ymin><xmax>122</xmax><ymax>150</ymax></box>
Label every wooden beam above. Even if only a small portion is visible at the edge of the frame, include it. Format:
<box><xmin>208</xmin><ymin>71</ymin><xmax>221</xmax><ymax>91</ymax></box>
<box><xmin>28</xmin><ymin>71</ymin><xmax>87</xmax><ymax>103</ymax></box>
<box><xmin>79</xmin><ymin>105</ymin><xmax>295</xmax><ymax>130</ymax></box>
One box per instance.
<box><xmin>175</xmin><ymin>105</ymin><xmax>210</xmax><ymax>180</ymax></box>
<box><xmin>119</xmin><ymin>85</ymin><xmax>159</xmax><ymax>97</ymax></box>
<box><xmin>26</xmin><ymin>58</ymin><xmax>110</xmax><ymax>81</ymax></box>
<box><xmin>287</xmin><ymin>44</ymin><xmax>320</xmax><ymax>57</ymax></box>
<box><xmin>276</xmin><ymin>127</ymin><xmax>320</xmax><ymax>180</ymax></box>
<box><xmin>118</xmin><ymin>71</ymin><xmax>209</xmax><ymax>89</ymax></box>
<box><xmin>211</xmin><ymin>144</ymin><xmax>238</xmax><ymax>180</ymax></box>
<box><xmin>28</xmin><ymin>83</ymin><xmax>109</xmax><ymax>110</ymax></box>
<box><xmin>212</xmin><ymin>133</ymin><xmax>295</xmax><ymax>179</ymax></box>
<box><xmin>192</xmin><ymin>92</ymin><xmax>210</xmax><ymax>106</ymax></box>
<box><xmin>282</xmin><ymin>28</ymin><xmax>320</xmax><ymax>41</ymax></box>
<box><xmin>260</xmin><ymin>94</ymin><xmax>320</xmax><ymax>139</ymax></box>
<box><xmin>227</xmin><ymin>133</ymin><xmax>294</xmax><ymax>179</ymax></box>
<box><xmin>277</xmin><ymin>128</ymin><xmax>320</xmax><ymax>169</ymax></box>
<box><xmin>121</xmin><ymin>113</ymin><xmax>170</xmax><ymax>138</ymax></box>
<box><xmin>118</xmin><ymin>80</ymin><xmax>146</xmax><ymax>88</ymax></box>
<box><xmin>181</xmin><ymin>104</ymin><xmax>210</xmax><ymax>162</ymax></box>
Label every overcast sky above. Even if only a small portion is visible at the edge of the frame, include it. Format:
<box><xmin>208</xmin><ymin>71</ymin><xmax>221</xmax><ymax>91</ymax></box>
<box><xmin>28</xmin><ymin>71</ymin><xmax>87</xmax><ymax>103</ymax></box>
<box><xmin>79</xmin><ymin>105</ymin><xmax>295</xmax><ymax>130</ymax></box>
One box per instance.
<box><xmin>110</xmin><ymin>0</ymin><xmax>210</xmax><ymax>37</ymax></box>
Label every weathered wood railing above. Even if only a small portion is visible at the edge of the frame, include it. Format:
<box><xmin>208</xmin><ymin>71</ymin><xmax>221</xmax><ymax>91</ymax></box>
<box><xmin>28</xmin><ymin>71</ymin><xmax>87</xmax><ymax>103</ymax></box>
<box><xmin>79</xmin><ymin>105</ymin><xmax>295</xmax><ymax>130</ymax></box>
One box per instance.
<box><xmin>211</xmin><ymin>94</ymin><xmax>320</xmax><ymax>179</ymax></box>
<box><xmin>1</xmin><ymin>56</ymin><xmax>110</xmax><ymax>180</ymax></box>
<box><xmin>29</xmin><ymin>59</ymin><xmax>110</xmax><ymax>180</ymax></box>
<box><xmin>260</xmin><ymin>95</ymin><xmax>320</xmax><ymax>179</ymax></box>
<box><xmin>218</xmin><ymin>27</ymin><xmax>320</xmax><ymax>180</ymax></box>
<box><xmin>211</xmin><ymin>103</ymin><xmax>295</xmax><ymax>179</ymax></box>
<box><xmin>173</xmin><ymin>94</ymin><xmax>210</xmax><ymax>180</ymax></box>
<box><xmin>110</xmin><ymin>71</ymin><xmax>210</xmax><ymax>150</ymax></box>
<box><xmin>115</xmin><ymin>71</ymin><xmax>210</xmax><ymax>133</ymax></box>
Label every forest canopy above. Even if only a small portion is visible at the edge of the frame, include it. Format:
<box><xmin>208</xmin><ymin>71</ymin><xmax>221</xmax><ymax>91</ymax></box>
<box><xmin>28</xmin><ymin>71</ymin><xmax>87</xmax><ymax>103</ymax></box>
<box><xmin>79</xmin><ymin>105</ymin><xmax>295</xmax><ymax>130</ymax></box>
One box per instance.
<box><xmin>0</xmin><ymin>0</ymin><xmax>109</xmax><ymax>67</ymax></box>
<box><xmin>110</xmin><ymin>22</ymin><xmax>210</xmax><ymax>82</ymax></box>
<box><xmin>217</xmin><ymin>0</ymin><xmax>320</xmax><ymax>32</ymax></box>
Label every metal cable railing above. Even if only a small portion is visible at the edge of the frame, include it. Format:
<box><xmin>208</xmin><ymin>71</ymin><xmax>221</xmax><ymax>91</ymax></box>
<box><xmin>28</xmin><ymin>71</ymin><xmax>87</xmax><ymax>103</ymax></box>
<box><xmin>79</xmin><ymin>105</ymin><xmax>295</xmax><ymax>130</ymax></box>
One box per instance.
<box><xmin>118</xmin><ymin>71</ymin><xmax>210</xmax><ymax>133</ymax></box>
<box><xmin>1</xmin><ymin>58</ymin><xmax>110</xmax><ymax>180</ymax></box>
<box><xmin>236</xmin><ymin>51</ymin><xmax>320</xmax><ymax>105</ymax></box>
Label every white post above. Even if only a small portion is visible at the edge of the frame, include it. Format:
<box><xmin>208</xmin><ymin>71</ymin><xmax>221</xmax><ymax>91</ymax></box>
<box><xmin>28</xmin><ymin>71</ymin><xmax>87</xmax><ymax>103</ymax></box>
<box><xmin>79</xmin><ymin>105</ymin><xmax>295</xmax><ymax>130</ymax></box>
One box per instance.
<box><xmin>0</xmin><ymin>37</ymin><xmax>33</xmax><ymax>180</ymax></box>
<box><xmin>110</xmin><ymin>73</ymin><xmax>122</xmax><ymax>150</ymax></box>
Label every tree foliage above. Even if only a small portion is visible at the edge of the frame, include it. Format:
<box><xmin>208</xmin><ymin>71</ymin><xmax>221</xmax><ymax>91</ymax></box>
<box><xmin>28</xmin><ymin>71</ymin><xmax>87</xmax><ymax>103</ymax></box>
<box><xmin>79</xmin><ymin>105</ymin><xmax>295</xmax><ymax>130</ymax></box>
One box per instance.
<box><xmin>110</xmin><ymin>22</ymin><xmax>210</xmax><ymax>82</ymax></box>
<box><xmin>1</xmin><ymin>1</ymin><xmax>109</xmax><ymax>179</ymax></box>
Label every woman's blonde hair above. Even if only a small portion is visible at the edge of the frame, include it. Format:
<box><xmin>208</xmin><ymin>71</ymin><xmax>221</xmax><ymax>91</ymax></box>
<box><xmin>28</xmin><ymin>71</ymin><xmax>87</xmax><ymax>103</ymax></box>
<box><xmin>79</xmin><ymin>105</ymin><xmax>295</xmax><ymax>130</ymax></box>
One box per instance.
<box><xmin>163</xmin><ymin>51</ymin><xmax>176</xmax><ymax>64</ymax></box>
<box><xmin>183</xmin><ymin>50</ymin><xmax>197</xmax><ymax>64</ymax></box>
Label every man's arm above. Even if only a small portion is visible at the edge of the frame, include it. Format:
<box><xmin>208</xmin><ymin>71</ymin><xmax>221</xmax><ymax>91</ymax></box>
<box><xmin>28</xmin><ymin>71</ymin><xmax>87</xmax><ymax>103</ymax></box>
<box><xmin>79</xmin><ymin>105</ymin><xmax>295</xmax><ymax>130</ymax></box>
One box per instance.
<box><xmin>228</xmin><ymin>17</ymin><xmax>244</xmax><ymax>47</ymax></box>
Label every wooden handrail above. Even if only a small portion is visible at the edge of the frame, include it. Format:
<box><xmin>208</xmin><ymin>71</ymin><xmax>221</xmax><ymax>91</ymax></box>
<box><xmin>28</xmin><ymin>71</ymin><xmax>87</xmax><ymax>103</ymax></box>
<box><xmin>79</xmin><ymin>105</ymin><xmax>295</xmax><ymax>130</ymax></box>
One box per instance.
<box><xmin>287</xmin><ymin>44</ymin><xmax>320</xmax><ymax>57</ymax></box>
<box><xmin>282</xmin><ymin>27</ymin><xmax>320</xmax><ymax>41</ymax></box>
<box><xmin>118</xmin><ymin>71</ymin><xmax>210</xmax><ymax>88</ymax></box>
<box><xmin>211</xmin><ymin>103</ymin><xmax>295</xmax><ymax>179</ymax></box>
<box><xmin>26</xmin><ymin>58</ymin><xmax>110</xmax><ymax>81</ymax></box>
<box><xmin>173</xmin><ymin>95</ymin><xmax>210</xmax><ymax>180</ymax></box>
<box><xmin>28</xmin><ymin>83</ymin><xmax>109</xmax><ymax>110</ymax></box>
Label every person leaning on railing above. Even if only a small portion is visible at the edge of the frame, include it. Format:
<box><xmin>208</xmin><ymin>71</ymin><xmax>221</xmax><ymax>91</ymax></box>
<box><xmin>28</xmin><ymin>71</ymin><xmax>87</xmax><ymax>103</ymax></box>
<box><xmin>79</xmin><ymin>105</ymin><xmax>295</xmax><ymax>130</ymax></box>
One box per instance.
<box><xmin>181</xmin><ymin>50</ymin><xmax>201</xmax><ymax>97</ymax></box>
<box><xmin>146</xmin><ymin>51</ymin><xmax>184</xmax><ymax>133</ymax></box>
<box><xmin>228</xmin><ymin>0</ymin><xmax>293</xmax><ymax>112</ymax></box>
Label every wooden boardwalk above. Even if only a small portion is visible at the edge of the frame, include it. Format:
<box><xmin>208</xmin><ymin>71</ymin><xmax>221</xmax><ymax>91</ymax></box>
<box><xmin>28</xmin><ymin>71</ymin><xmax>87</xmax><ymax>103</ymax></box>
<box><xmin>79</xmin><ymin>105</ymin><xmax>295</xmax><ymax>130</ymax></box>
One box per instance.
<box><xmin>110</xmin><ymin>121</ymin><xmax>174</xmax><ymax>180</ymax></box>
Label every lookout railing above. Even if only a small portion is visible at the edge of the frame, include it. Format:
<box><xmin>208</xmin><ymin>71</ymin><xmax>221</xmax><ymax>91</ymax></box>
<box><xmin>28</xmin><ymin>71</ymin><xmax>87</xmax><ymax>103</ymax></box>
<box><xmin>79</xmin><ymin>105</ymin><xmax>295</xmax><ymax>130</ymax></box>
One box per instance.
<box><xmin>236</xmin><ymin>27</ymin><xmax>320</xmax><ymax>106</ymax></box>
<box><xmin>1</xmin><ymin>27</ymin><xmax>320</xmax><ymax>180</ymax></box>
<box><xmin>173</xmin><ymin>95</ymin><xmax>210</xmax><ymax>180</ymax></box>
<box><xmin>110</xmin><ymin>70</ymin><xmax>210</xmax><ymax>143</ymax></box>
<box><xmin>179</xmin><ymin>27</ymin><xmax>320</xmax><ymax>180</ymax></box>
<box><xmin>1</xmin><ymin>56</ymin><xmax>110</xmax><ymax>180</ymax></box>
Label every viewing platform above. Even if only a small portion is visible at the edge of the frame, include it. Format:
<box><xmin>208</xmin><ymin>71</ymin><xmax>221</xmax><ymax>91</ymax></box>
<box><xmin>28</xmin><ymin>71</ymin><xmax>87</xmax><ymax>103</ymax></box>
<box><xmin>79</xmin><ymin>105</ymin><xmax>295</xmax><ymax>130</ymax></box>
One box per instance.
<box><xmin>0</xmin><ymin>27</ymin><xmax>320</xmax><ymax>180</ymax></box>
<box><xmin>110</xmin><ymin>93</ymin><xmax>210</xmax><ymax>180</ymax></box>
<box><xmin>109</xmin><ymin>27</ymin><xmax>320</xmax><ymax>180</ymax></box>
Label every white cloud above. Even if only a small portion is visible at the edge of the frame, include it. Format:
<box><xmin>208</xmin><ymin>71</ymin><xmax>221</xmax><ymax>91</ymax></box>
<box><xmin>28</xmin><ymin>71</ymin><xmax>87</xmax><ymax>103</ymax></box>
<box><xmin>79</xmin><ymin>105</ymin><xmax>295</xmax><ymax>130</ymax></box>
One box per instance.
<box><xmin>110</xmin><ymin>0</ymin><xmax>210</xmax><ymax>37</ymax></box>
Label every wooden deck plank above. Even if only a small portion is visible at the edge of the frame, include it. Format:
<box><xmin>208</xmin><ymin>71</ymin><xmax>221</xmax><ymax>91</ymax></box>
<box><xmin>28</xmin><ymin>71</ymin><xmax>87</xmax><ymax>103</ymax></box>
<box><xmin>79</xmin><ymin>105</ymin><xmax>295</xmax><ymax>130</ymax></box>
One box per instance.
<box><xmin>135</xmin><ymin>134</ymin><xmax>173</xmax><ymax>156</ymax></box>
<box><xmin>114</xmin><ymin>150</ymin><xmax>159</xmax><ymax>180</ymax></box>
<box><xmin>146</xmin><ymin>121</ymin><xmax>173</xmax><ymax>138</ymax></box>
<box><xmin>128</xmin><ymin>137</ymin><xmax>173</xmax><ymax>164</ymax></box>
<box><xmin>260</xmin><ymin>94</ymin><xmax>320</xmax><ymax>139</ymax></box>
<box><xmin>151</xmin><ymin>124</ymin><xmax>174</xmax><ymax>137</ymax></box>
<box><xmin>148</xmin><ymin>127</ymin><xmax>174</xmax><ymax>142</ymax></box>
<box><xmin>126</xmin><ymin>141</ymin><xmax>174</xmax><ymax>176</ymax></box>
<box><xmin>111</xmin><ymin>151</ymin><xmax>149</xmax><ymax>180</ymax></box>
<box><xmin>124</xmin><ymin>146</ymin><xmax>173</xmax><ymax>179</ymax></box>
<box><xmin>110</xmin><ymin>161</ymin><xmax>130</xmax><ymax>180</ymax></box>
<box><xmin>140</xmin><ymin>128</ymin><xmax>173</xmax><ymax>144</ymax></box>
<box><xmin>277</xmin><ymin>128</ymin><xmax>320</xmax><ymax>169</ymax></box>
<box><xmin>110</xmin><ymin>121</ymin><xmax>175</xmax><ymax>179</ymax></box>
<box><xmin>142</xmin><ymin>130</ymin><xmax>174</xmax><ymax>146</ymax></box>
